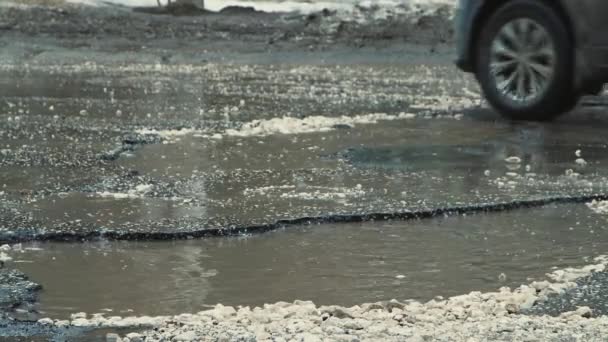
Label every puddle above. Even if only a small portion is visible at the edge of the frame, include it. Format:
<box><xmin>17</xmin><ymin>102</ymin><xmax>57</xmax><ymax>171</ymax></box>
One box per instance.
<box><xmin>340</xmin><ymin>143</ymin><xmax>608</xmax><ymax>175</ymax></box>
<box><xmin>9</xmin><ymin>203</ymin><xmax>608</xmax><ymax>319</ymax></box>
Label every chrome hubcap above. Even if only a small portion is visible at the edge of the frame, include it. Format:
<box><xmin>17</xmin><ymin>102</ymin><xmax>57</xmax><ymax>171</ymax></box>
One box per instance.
<box><xmin>490</xmin><ymin>18</ymin><xmax>556</xmax><ymax>105</ymax></box>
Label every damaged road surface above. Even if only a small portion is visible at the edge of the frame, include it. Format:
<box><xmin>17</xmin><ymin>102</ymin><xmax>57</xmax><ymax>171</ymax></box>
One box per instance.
<box><xmin>3</xmin><ymin>0</ymin><xmax>608</xmax><ymax>340</ymax></box>
<box><xmin>4</xmin><ymin>62</ymin><xmax>608</xmax><ymax>241</ymax></box>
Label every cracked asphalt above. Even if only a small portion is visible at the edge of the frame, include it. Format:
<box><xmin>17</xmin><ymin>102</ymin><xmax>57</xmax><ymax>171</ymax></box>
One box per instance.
<box><xmin>2</xmin><ymin>61</ymin><xmax>608</xmax><ymax>242</ymax></box>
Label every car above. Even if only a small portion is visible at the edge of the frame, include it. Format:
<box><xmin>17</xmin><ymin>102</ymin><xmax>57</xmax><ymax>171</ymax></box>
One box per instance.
<box><xmin>454</xmin><ymin>0</ymin><xmax>608</xmax><ymax>121</ymax></box>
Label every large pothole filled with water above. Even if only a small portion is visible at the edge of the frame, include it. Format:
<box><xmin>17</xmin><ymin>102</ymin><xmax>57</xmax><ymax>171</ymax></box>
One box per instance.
<box><xmin>5</xmin><ymin>202</ymin><xmax>608</xmax><ymax>319</ymax></box>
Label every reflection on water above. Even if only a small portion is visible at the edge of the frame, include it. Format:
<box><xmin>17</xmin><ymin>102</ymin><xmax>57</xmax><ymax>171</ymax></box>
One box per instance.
<box><xmin>13</xmin><ymin>203</ymin><xmax>608</xmax><ymax>319</ymax></box>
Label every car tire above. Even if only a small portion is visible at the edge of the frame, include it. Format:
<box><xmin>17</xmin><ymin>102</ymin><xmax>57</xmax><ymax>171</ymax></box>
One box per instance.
<box><xmin>475</xmin><ymin>0</ymin><xmax>577</xmax><ymax>121</ymax></box>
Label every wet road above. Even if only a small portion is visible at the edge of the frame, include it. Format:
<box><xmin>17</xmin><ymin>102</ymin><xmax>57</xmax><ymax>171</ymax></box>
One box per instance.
<box><xmin>3</xmin><ymin>28</ymin><xmax>608</xmax><ymax>335</ymax></box>
<box><xmin>2</xmin><ymin>62</ymin><xmax>608</xmax><ymax>240</ymax></box>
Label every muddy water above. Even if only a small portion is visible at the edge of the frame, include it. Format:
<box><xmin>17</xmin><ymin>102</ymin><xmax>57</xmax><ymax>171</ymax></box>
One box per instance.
<box><xmin>11</xmin><ymin>203</ymin><xmax>608</xmax><ymax>319</ymax></box>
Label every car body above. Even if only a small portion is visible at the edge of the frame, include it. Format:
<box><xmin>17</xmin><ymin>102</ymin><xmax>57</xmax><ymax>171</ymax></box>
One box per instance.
<box><xmin>454</xmin><ymin>0</ymin><xmax>608</xmax><ymax>120</ymax></box>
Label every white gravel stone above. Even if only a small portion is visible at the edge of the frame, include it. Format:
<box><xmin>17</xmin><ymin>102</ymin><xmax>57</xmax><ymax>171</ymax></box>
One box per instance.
<box><xmin>37</xmin><ymin>318</ymin><xmax>54</xmax><ymax>325</ymax></box>
<box><xmin>125</xmin><ymin>333</ymin><xmax>143</xmax><ymax>342</ymax></box>
<box><xmin>505</xmin><ymin>156</ymin><xmax>522</xmax><ymax>164</ymax></box>
<box><xmin>106</xmin><ymin>333</ymin><xmax>122</xmax><ymax>342</ymax></box>
<box><xmin>172</xmin><ymin>331</ymin><xmax>198</xmax><ymax>341</ymax></box>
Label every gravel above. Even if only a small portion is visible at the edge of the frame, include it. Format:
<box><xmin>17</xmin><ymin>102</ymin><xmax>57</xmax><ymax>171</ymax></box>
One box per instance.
<box><xmin>115</xmin><ymin>310</ymin><xmax>608</xmax><ymax>341</ymax></box>
<box><xmin>0</xmin><ymin>268</ymin><xmax>41</xmax><ymax>313</ymax></box>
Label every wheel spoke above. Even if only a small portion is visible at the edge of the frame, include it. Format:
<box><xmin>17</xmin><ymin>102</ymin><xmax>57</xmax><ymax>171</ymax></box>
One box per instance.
<box><xmin>516</xmin><ymin>19</ymin><xmax>533</xmax><ymax>45</ymax></box>
<box><xmin>530</xmin><ymin>46</ymin><xmax>554</xmax><ymax>59</ymax></box>
<box><xmin>497</xmin><ymin>69</ymin><xmax>518</xmax><ymax>93</ymax></box>
<box><xmin>528</xmin><ymin>61</ymin><xmax>552</xmax><ymax>79</ymax></box>
<box><xmin>500</xmin><ymin>22</ymin><xmax>520</xmax><ymax>49</ymax></box>
<box><xmin>490</xmin><ymin>59</ymin><xmax>517</xmax><ymax>76</ymax></box>
<box><xmin>526</xmin><ymin>64</ymin><xmax>544</xmax><ymax>94</ymax></box>
<box><xmin>528</xmin><ymin>24</ymin><xmax>546</xmax><ymax>49</ymax></box>
<box><xmin>516</xmin><ymin>64</ymin><xmax>527</xmax><ymax>99</ymax></box>
<box><xmin>492</xmin><ymin>39</ymin><xmax>518</xmax><ymax>59</ymax></box>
